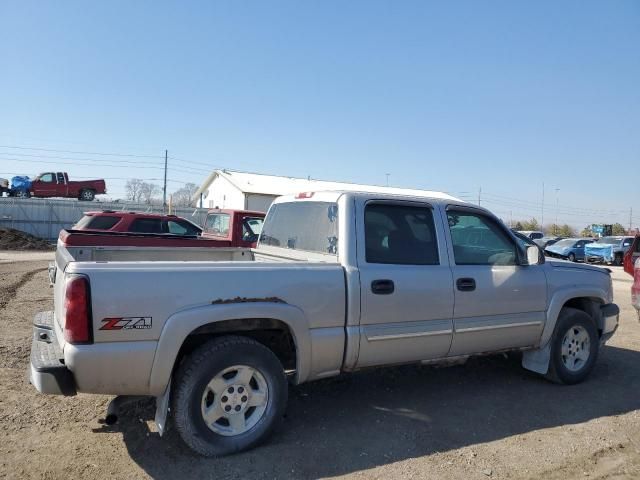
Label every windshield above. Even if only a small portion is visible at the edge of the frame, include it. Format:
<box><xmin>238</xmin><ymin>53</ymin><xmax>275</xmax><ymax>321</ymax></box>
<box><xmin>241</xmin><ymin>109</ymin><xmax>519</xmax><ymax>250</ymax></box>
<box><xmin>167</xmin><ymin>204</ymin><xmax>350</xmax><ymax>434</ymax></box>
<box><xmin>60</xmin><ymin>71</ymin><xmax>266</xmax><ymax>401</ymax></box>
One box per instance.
<box><xmin>552</xmin><ymin>239</ymin><xmax>576</xmax><ymax>248</ymax></box>
<box><xmin>597</xmin><ymin>237</ymin><xmax>621</xmax><ymax>245</ymax></box>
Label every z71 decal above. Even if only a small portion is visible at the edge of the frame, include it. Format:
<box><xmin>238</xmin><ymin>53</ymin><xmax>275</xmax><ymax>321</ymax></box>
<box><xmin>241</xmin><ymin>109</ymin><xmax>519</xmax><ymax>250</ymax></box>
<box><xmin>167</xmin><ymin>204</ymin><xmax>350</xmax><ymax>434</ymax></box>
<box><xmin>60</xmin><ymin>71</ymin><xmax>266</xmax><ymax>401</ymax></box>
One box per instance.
<box><xmin>100</xmin><ymin>317</ymin><xmax>152</xmax><ymax>330</ymax></box>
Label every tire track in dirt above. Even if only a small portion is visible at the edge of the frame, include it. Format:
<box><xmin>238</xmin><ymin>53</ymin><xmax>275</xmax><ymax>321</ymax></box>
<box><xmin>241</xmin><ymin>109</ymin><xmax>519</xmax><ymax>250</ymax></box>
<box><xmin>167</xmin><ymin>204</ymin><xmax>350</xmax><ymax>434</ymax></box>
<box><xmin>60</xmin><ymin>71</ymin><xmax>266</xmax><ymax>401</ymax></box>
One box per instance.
<box><xmin>0</xmin><ymin>267</ymin><xmax>48</xmax><ymax>311</ymax></box>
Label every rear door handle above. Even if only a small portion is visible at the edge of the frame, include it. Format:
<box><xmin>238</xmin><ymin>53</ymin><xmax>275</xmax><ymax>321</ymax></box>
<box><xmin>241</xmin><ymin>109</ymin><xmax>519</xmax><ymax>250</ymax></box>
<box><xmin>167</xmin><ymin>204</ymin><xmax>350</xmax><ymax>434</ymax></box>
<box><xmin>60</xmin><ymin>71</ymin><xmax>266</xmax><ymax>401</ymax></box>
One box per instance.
<box><xmin>456</xmin><ymin>278</ymin><xmax>476</xmax><ymax>292</ymax></box>
<box><xmin>371</xmin><ymin>279</ymin><xmax>395</xmax><ymax>295</ymax></box>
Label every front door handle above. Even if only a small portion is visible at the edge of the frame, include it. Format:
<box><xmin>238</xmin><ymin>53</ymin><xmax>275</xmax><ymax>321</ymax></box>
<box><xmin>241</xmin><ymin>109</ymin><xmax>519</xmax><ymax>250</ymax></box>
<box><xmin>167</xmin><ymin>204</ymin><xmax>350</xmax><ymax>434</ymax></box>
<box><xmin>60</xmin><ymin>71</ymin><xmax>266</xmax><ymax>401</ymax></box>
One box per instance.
<box><xmin>456</xmin><ymin>277</ymin><xmax>476</xmax><ymax>292</ymax></box>
<box><xmin>371</xmin><ymin>279</ymin><xmax>395</xmax><ymax>295</ymax></box>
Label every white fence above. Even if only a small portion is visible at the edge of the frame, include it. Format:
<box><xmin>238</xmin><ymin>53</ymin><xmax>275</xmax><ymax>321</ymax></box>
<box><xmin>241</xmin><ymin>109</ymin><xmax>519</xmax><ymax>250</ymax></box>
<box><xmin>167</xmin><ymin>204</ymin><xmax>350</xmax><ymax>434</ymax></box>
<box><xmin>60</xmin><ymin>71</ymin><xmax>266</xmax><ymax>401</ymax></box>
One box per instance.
<box><xmin>0</xmin><ymin>198</ymin><xmax>209</xmax><ymax>241</ymax></box>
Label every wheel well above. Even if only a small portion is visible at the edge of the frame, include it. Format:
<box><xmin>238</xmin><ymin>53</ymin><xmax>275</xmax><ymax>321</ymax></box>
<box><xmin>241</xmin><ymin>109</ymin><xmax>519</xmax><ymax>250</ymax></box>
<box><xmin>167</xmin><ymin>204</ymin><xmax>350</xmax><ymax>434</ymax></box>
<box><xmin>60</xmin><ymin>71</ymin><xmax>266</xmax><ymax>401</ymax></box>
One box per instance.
<box><xmin>174</xmin><ymin>318</ymin><xmax>297</xmax><ymax>374</ymax></box>
<box><xmin>562</xmin><ymin>297</ymin><xmax>602</xmax><ymax>335</ymax></box>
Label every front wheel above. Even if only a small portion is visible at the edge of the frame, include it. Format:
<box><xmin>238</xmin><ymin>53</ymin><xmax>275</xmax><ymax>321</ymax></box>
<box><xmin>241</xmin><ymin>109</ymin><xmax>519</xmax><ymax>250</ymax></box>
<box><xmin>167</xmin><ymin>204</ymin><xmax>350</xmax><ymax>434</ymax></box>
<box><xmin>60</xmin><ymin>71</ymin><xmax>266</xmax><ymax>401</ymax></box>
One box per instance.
<box><xmin>567</xmin><ymin>253</ymin><xmax>576</xmax><ymax>262</ymax></box>
<box><xmin>172</xmin><ymin>336</ymin><xmax>288</xmax><ymax>456</ymax></box>
<box><xmin>546</xmin><ymin>307</ymin><xmax>599</xmax><ymax>384</ymax></box>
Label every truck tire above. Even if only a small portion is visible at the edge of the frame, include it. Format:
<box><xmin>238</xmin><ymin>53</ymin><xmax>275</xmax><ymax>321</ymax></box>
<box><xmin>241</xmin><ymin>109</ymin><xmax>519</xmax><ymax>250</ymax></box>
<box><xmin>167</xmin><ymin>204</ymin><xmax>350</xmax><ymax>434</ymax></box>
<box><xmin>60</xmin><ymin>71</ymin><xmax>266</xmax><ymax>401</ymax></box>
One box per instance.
<box><xmin>79</xmin><ymin>189</ymin><xmax>95</xmax><ymax>201</ymax></box>
<box><xmin>172</xmin><ymin>335</ymin><xmax>288</xmax><ymax>456</ymax></box>
<box><xmin>613</xmin><ymin>253</ymin><xmax>623</xmax><ymax>266</ymax></box>
<box><xmin>14</xmin><ymin>189</ymin><xmax>30</xmax><ymax>198</ymax></box>
<box><xmin>545</xmin><ymin>307</ymin><xmax>599</xmax><ymax>385</ymax></box>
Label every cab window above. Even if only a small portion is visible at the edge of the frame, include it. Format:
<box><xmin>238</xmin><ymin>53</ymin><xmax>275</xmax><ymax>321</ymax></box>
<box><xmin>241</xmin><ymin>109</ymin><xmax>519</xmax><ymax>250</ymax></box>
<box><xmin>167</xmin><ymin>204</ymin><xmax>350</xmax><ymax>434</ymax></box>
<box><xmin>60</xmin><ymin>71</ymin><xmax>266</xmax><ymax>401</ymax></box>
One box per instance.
<box><xmin>39</xmin><ymin>173</ymin><xmax>54</xmax><ymax>183</ymax></box>
<box><xmin>448</xmin><ymin>210</ymin><xmax>517</xmax><ymax>265</ymax></box>
<box><xmin>364</xmin><ymin>204</ymin><xmax>439</xmax><ymax>265</ymax></box>
<box><xmin>204</xmin><ymin>213</ymin><xmax>230</xmax><ymax>237</ymax></box>
<box><xmin>167</xmin><ymin>220</ymin><xmax>200</xmax><ymax>236</ymax></box>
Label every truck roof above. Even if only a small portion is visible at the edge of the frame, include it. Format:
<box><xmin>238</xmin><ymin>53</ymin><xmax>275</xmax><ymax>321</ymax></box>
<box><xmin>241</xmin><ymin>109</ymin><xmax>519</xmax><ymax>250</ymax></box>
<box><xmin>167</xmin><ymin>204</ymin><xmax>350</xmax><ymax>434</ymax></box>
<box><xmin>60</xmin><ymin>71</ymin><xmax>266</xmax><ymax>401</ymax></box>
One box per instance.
<box><xmin>273</xmin><ymin>189</ymin><xmax>463</xmax><ymax>206</ymax></box>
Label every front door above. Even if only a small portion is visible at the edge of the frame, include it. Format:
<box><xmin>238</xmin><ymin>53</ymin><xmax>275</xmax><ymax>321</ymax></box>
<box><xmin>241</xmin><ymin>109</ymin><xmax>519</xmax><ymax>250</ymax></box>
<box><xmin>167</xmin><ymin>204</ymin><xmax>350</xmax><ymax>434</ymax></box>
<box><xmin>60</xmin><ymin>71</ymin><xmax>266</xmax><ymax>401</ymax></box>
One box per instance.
<box><xmin>34</xmin><ymin>173</ymin><xmax>57</xmax><ymax>196</ymax></box>
<box><xmin>356</xmin><ymin>201</ymin><xmax>454</xmax><ymax>368</ymax></box>
<box><xmin>444</xmin><ymin>207</ymin><xmax>547</xmax><ymax>356</ymax></box>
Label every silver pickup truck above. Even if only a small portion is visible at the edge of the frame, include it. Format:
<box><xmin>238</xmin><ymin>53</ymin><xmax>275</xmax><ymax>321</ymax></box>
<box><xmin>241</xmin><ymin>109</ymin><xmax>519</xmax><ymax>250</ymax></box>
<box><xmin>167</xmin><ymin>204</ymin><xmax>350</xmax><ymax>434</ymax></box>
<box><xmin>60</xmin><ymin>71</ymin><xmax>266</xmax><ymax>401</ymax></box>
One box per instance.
<box><xmin>30</xmin><ymin>190</ymin><xmax>619</xmax><ymax>456</ymax></box>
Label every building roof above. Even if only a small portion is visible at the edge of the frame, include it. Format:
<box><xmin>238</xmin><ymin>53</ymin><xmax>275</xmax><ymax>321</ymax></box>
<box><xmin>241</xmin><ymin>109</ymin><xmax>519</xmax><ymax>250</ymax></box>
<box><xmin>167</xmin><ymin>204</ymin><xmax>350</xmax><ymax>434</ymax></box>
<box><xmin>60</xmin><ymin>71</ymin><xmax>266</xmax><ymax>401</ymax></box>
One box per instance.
<box><xmin>193</xmin><ymin>169</ymin><xmax>459</xmax><ymax>202</ymax></box>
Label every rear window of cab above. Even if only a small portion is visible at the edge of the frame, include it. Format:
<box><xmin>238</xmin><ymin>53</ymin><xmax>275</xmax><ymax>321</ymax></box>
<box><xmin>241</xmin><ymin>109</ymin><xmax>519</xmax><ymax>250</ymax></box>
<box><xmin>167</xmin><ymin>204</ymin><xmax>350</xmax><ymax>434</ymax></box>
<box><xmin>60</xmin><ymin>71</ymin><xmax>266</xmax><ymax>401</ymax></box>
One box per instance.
<box><xmin>74</xmin><ymin>215</ymin><xmax>121</xmax><ymax>230</ymax></box>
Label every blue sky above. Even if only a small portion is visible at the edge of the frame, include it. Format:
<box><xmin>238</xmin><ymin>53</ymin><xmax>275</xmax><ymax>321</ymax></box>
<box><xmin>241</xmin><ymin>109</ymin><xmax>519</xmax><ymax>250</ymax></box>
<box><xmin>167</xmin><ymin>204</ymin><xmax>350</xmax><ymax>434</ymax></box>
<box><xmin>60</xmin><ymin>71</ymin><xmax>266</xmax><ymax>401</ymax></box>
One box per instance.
<box><xmin>1</xmin><ymin>1</ymin><xmax>638</xmax><ymax>228</ymax></box>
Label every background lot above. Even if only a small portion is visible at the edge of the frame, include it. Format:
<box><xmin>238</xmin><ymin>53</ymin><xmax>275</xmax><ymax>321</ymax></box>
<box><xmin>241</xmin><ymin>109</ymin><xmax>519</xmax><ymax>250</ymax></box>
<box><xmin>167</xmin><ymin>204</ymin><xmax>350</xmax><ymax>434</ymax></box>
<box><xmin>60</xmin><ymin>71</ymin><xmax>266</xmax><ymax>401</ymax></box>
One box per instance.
<box><xmin>1</xmin><ymin>252</ymin><xmax>639</xmax><ymax>480</ymax></box>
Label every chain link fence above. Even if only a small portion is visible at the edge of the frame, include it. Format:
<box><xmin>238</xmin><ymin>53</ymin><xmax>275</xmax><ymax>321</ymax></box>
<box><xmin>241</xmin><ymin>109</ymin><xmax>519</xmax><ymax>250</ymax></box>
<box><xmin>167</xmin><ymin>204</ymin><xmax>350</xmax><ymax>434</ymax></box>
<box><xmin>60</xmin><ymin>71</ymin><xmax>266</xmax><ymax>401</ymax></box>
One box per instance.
<box><xmin>0</xmin><ymin>198</ymin><xmax>208</xmax><ymax>241</ymax></box>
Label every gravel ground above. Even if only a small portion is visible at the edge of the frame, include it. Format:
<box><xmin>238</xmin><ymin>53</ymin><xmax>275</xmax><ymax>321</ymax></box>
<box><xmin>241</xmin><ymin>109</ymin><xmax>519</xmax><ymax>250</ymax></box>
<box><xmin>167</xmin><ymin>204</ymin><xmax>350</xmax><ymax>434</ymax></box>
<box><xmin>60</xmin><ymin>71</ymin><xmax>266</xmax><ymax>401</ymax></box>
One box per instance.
<box><xmin>1</xmin><ymin>252</ymin><xmax>639</xmax><ymax>479</ymax></box>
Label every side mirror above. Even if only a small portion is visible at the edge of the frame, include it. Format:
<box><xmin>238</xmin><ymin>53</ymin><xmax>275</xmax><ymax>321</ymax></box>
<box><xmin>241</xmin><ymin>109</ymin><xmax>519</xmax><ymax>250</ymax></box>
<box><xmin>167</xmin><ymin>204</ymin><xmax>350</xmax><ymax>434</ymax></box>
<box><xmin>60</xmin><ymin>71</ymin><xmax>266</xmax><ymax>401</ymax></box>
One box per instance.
<box><xmin>526</xmin><ymin>246</ymin><xmax>540</xmax><ymax>265</ymax></box>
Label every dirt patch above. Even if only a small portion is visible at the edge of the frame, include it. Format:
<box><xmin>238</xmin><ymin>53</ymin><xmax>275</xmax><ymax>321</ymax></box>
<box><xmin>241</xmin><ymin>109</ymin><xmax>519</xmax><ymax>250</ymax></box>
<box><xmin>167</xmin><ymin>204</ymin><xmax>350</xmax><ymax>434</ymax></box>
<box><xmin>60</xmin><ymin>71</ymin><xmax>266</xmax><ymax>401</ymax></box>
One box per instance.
<box><xmin>0</xmin><ymin>228</ymin><xmax>53</xmax><ymax>251</ymax></box>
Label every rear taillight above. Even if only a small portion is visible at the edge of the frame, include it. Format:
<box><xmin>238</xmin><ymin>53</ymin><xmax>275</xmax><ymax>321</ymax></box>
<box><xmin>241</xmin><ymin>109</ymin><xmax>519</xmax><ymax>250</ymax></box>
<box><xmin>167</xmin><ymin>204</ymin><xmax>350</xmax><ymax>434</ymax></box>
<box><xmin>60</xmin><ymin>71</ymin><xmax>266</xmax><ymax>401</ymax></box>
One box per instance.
<box><xmin>63</xmin><ymin>275</ymin><xmax>92</xmax><ymax>344</ymax></box>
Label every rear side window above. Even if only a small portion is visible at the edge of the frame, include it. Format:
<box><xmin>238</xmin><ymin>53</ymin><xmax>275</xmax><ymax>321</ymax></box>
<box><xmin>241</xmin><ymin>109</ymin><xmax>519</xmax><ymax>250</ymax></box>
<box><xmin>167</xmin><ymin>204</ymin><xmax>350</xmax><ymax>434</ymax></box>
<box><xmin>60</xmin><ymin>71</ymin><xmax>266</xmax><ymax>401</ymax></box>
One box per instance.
<box><xmin>167</xmin><ymin>220</ymin><xmax>200</xmax><ymax>236</ymax></box>
<box><xmin>129</xmin><ymin>218</ymin><xmax>163</xmax><ymax>234</ymax></box>
<box><xmin>73</xmin><ymin>215</ymin><xmax>120</xmax><ymax>230</ymax></box>
<box><xmin>365</xmin><ymin>204</ymin><xmax>439</xmax><ymax>265</ymax></box>
<box><xmin>259</xmin><ymin>202</ymin><xmax>338</xmax><ymax>255</ymax></box>
<box><xmin>204</xmin><ymin>214</ymin><xmax>230</xmax><ymax>237</ymax></box>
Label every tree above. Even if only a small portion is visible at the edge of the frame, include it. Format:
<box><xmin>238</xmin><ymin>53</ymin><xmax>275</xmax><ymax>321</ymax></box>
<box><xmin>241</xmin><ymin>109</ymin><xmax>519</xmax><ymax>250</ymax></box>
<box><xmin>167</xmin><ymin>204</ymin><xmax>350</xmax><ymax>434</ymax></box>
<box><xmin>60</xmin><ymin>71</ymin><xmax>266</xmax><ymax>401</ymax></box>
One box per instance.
<box><xmin>514</xmin><ymin>221</ymin><xmax>524</xmax><ymax>230</ymax></box>
<box><xmin>171</xmin><ymin>183</ymin><xmax>198</xmax><ymax>207</ymax></box>
<box><xmin>140</xmin><ymin>182</ymin><xmax>160</xmax><ymax>204</ymax></box>
<box><xmin>521</xmin><ymin>218</ymin><xmax>540</xmax><ymax>231</ymax></box>
<box><xmin>612</xmin><ymin>223</ymin><xmax>626</xmax><ymax>235</ymax></box>
<box><xmin>580</xmin><ymin>226</ymin><xmax>592</xmax><ymax>237</ymax></box>
<box><xmin>558</xmin><ymin>224</ymin><xmax>575</xmax><ymax>237</ymax></box>
<box><xmin>125</xmin><ymin>178</ymin><xmax>144</xmax><ymax>203</ymax></box>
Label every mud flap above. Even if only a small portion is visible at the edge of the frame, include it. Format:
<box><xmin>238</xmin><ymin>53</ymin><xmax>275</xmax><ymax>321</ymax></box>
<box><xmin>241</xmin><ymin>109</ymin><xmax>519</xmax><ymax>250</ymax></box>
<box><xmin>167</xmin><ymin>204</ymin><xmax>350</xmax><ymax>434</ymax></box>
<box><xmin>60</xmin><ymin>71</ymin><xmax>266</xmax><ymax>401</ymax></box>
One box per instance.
<box><xmin>154</xmin><ymin>380</ymin><xmax>171</xmax><ymax>437</ymax></box>
<box><xmin>522</xmin><ymin>343</ymin><xmax>551</xmax><ymax>375</ymax></box>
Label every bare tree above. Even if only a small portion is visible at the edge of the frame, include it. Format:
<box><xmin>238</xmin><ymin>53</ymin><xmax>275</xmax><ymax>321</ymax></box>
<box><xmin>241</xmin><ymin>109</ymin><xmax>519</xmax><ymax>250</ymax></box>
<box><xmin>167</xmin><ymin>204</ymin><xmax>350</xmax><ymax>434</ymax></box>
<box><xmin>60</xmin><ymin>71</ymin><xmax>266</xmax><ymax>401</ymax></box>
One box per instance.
<box><xmin>125</xmin><ymin>179</ymin><xmax>144</xmax><ymax>203</ymax></box>
<box><xmin>171</xmin><ymin>183</ymin><xmax>198</xmax><ymax>206</ymax></box>
<box><xmin>140</xmin><ymin>182</ymin><xmax>160</xmax><ymax>204</ymax></box>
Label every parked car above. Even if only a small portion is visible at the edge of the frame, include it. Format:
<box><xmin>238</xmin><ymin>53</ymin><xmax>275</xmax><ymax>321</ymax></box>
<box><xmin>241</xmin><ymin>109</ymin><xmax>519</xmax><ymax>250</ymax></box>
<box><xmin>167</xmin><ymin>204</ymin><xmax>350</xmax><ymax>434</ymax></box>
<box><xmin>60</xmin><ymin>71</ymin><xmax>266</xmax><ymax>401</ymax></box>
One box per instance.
<box><xmin>544</xmin><ymin>238</ymin><xmax>593</xmax><ymax>262</ymax></box>
<box><xmin>9</xmin><ymin>172</ymin><xmax>106</xmax><ymax>201</ymax></box>
<box><xmin>30</xmin><ymin>190</ymin><xmax>619</xmax><ymax>456</ymax></box>
<box><xmin>73</xmin><ymin>211</ymin><xmax>203</xmax><ymax>236</ymax></box>
<box><xmin>534</xmin><ymin>236</ymin><xmax>565</xmax><ymax>249</ymax></box>
<box><xmin>201</xmin><ymin>209</ymin><xmax>265</xmax><ymax>248</ymax></box>
<box><xmin>517</xmin><ymin>230</ymin><xmax>544</xmax><ymax>240</ymax></box>
<box><xmin>584</xmin><ymin>236</ymin><xmax>635</xmax><ymax>266</ymax></box>
<box><xmin>623</xmin><ymin>235</ymin><xmax>640</xmax><ymax>276</ymax></box>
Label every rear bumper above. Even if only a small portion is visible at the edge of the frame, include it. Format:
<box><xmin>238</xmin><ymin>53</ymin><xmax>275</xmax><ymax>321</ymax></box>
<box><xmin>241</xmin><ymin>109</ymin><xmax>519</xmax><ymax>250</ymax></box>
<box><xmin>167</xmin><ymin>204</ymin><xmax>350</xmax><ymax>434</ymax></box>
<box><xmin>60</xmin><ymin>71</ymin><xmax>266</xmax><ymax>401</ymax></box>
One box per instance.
<box><xmin>29</xmin><ymin>311</ymin><xmax>76</xmax><ymax>396</ymax></box>
<box><xmin>600</xmin><ymin>303</ymin><xmax>619</xmax><ymax>344</ymax></box>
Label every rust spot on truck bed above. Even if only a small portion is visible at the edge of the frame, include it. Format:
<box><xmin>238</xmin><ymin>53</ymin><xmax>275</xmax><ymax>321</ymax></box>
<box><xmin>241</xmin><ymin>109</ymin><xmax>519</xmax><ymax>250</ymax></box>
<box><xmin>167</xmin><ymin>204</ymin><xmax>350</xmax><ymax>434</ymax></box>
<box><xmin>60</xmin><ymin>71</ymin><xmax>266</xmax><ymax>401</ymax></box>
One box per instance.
<box><xmin>211</xmin><ymin>296</ymin><xmax>286</xmax><ymax>305</ymax></box>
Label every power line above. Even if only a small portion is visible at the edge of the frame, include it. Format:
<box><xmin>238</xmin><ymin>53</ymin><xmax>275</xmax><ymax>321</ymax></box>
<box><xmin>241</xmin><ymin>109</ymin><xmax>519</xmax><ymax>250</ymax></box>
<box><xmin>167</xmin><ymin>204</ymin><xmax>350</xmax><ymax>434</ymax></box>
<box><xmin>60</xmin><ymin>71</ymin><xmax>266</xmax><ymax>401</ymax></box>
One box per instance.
<box><xmin>0</xmin><ymin>144</ymin><xmax>164</xmax><ymax>159</ymax></box>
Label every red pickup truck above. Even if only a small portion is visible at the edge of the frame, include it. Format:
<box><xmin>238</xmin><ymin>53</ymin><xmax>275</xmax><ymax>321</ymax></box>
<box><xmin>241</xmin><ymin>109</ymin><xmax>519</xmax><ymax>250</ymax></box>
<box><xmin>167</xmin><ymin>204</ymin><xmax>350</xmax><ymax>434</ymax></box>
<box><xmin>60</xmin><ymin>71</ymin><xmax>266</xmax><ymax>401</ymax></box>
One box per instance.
<box><xmin>14</xmin><ymin>172</ymin><xmax>106</xmax><ymax>201</ymax></box>
<box><xmin>201</xmin><ymin>209</ymin><xmax>265</xmax><ymax>248</ymax></box>
<box><xmin>623</xmin><ymin>235</ymin><xmax>640</xmax><ymax>276</ymax></box>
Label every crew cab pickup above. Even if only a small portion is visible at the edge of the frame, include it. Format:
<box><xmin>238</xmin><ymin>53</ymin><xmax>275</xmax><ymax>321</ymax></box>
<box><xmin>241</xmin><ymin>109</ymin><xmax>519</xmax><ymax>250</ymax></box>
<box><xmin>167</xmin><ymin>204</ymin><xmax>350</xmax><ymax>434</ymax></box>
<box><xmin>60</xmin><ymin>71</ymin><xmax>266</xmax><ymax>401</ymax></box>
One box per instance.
<box><xmin>13</xmin><ymin>172</ymin><xmax>106</xmax><ymax>201</ymax></box>
<box><xmin>30</xmin><ymin>190</ymin><xmax>619</xmax><ymax>456</ymax></box>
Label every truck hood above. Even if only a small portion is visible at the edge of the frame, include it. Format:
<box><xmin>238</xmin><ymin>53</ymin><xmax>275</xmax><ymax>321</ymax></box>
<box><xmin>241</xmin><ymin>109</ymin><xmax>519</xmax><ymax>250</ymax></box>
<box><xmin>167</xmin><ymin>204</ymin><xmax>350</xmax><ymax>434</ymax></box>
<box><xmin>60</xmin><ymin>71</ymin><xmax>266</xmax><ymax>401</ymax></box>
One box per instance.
<box><xmin>547</xmin><ymin>258</ymin><xmax>610</xmax><ymax>275</ymax></box>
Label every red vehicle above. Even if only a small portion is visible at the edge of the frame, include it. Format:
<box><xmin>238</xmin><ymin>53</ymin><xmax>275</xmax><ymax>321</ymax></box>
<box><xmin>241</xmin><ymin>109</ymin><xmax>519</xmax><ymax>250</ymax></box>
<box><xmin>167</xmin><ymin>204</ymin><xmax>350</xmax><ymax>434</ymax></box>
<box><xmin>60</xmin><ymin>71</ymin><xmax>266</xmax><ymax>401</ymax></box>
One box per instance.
<box><xmin>623</xmin><ymin>235</ymin><xmax>640</xmax><ymax>276</ymax></box>
<box><xmin>201</xmin><ymin>209</ymin><xmax>265</xmax><ymax>248</ymax></box>
<box><xmin>633</xmin><ymin>256</ymin><xmax>640</xmax><ymax>320</ymax></box>
<box><xmin>74</xmin><ymin>211</ymin><xmax>203</xmax><ymax>236</ymax></box>
<box><xmin>15</xmin><ymin>172</ymin><xmax>106</xmax><ymax>201</ymax></box>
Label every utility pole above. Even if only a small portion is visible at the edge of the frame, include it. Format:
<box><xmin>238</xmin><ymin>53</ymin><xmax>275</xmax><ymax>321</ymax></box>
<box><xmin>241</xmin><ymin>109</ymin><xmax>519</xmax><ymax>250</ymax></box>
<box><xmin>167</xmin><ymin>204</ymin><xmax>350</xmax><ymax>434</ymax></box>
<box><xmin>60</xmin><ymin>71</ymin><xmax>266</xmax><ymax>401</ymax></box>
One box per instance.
<box><xmin>541</xmin><ymin>182</ymin><xmax>545</xmax><ymax>227</ymax></box>
<box><xmin>631</xmin><ymin>207</ymin><xmax>634</xmax><ymax>233</ymax></box>
<box><xmin>163</xmin><ymin>149</ymin><xmax>168</xmax><ymax>212</ymax></box>
<box><xmin>555</xmin><ymin>188</ymin><xmax>560</xmax><ymax>235</ymax></box>
<box><xmin>385</xmin><ymin>173</ymin><xmax>390</xmax><ymax>187</ymax></box>
<box><xmin>478</xmin><ymin>186</ymin><xmax>482</xmax><ymax>206</ymax></box>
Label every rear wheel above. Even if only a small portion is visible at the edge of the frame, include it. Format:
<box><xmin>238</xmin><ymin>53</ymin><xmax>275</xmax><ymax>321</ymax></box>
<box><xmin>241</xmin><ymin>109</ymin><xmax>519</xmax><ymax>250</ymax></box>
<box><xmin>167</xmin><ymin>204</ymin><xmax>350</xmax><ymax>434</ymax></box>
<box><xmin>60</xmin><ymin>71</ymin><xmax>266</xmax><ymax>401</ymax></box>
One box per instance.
<box><xmin>79</xmin><ymin>189</ymin><xmax>95</xmax><ymax>201</ymax></box>
<box><xmin>172</xmin><ymin>336</ymin><xmax>288</xmax><ymax>456</ymax></box>
<box><xmin>546</xmin><ymin>307</ymin><xmax>599</xmax><ymax>384</ymax></box>
<box><xmin>613</xmin><ymin>253</ymin><xmax>623</xmax><ymax>266</ymax></box>
<box><xmin>14</xmin><ymin>189</ymin><xmax>30</xmax><ymax>198</ymax></box>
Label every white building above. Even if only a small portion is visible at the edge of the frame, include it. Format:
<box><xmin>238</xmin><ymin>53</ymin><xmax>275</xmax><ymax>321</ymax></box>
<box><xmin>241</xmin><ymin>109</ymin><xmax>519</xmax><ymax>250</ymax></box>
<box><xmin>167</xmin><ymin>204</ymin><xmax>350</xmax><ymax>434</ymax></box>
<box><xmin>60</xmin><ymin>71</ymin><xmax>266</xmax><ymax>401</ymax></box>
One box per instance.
<box><xmin>193</xmin><ymin>169</ymin><xmax>458</xmax><ymax>212</ymax></box>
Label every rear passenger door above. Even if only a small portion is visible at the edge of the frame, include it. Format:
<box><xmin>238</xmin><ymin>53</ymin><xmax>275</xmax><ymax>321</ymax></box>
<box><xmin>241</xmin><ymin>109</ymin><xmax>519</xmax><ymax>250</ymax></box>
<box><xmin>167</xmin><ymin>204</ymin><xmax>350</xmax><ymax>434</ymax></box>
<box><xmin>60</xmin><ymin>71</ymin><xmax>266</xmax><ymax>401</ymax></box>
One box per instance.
<box><xmin>356</xmin><ymin>200</ymin><xmax>455</xmax><ymax>368</ymax></box>
<box><xmin>444</xmin><ymin>207</ymin><xmax>547</xmax><ymax>356</ymax></box>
